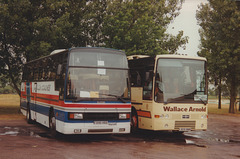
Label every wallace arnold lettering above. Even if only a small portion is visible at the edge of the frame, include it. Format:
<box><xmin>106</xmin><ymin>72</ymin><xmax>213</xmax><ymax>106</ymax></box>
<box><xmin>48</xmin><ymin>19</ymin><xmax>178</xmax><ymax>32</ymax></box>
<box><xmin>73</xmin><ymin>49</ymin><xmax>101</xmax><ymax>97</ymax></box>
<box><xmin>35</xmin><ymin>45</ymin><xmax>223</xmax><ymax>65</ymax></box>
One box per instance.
<box><xmin>163</xmin><ymin>106</ymin><xmax>207</xmax><ymax>112</ymax></box>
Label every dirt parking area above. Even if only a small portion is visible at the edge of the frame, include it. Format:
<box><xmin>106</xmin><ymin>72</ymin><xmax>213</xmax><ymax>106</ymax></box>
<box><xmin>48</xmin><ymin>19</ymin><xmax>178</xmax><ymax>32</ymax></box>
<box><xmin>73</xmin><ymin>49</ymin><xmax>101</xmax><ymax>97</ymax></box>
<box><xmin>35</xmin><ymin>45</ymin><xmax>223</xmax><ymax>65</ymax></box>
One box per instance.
<box><xmin>0</xmin><ymin>95</ymin><xmax>240</xmax><ymax>159</ymax></box>
<box><xmin>0</xmin><ymin>114</ymin><xmax>240</xmax><ymax>159</ymax></box>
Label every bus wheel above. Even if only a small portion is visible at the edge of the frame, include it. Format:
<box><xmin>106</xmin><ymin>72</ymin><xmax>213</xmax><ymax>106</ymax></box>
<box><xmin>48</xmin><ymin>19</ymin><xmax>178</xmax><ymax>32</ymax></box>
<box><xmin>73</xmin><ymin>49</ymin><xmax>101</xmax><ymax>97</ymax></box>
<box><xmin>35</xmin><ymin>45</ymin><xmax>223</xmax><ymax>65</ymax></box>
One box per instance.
<box><xmin>131</xmin><ymin>111</ymin><xmax>138</xmax><ymax>133</ymax></box>
<box><xmin>26</xmin><ymin>104</ymin><xmax>33</xmax><ymax>124</ymax></box>
<box><xmin>49</xmin><ymin>111</ymin><xmax>57</xmax><ymax>137</ymax></box>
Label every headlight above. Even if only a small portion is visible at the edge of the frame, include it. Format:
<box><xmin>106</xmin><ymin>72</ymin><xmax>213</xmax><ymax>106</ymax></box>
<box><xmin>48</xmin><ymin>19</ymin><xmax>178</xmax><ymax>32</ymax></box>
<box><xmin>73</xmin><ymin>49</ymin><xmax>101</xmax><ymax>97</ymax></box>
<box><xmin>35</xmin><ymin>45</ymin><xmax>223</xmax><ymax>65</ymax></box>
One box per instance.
<box><xmin>119</xmin><ymin>113</ymin><xmax>130</xmax><ymax>119</ymax></box>
<box><xmin>201</xmin><ymin>114</ymin><xmax>207</xmax><ymax>119</ymax></box>
<box><xmin>69</xmin><ymin>113</ymin><xmax>83</xmax><ymax>120</ymax></box>
<box><xmin>155</xmin><ymin>114</ymin><xmax>170</xmax><ymax>119</ymax></box>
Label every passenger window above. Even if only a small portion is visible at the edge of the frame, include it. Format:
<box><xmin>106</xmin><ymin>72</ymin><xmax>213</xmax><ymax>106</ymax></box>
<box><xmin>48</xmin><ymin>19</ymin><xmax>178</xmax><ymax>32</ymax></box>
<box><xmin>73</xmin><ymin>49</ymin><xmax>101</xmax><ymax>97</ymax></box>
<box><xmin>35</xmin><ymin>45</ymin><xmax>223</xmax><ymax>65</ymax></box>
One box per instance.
<box><xmin>130</xmin><ymin>69</ymin><xmax>143</xmax><ymax>87</ymax></box>
<box><xmin>143</xmin><ymin>70</ymin><xmax>153</xmax><ymax>100</ymax></box>
<box><xmin>154</xmin><ymin>72</ymin><xmax>163</xmax><ymax>102</ymax></box>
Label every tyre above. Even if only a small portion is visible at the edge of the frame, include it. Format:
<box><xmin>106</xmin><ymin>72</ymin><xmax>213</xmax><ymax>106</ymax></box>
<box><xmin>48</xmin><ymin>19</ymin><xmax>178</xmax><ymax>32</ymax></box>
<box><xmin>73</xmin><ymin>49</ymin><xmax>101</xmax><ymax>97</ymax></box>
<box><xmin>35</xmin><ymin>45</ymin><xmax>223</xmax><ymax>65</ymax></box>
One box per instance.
<box><xmin>131</xmin><ymin>110</ymin><xmax>138</xmax><ymax>133</ymax></box>
<box><xmin>49</xmin><ymin>111</ymin><xmax>57</xmax><ymax>138</ymax></box>
<box><xmin>26</xmin><ymin>104</ymin><xmax>33</xmax><ymax>124</ymax></box>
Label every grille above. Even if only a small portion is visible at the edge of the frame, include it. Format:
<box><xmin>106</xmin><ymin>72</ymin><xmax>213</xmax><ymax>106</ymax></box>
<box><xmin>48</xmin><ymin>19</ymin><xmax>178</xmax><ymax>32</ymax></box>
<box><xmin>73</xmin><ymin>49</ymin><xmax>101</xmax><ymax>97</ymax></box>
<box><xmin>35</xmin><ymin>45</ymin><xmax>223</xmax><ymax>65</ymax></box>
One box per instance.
<box><xmin>84</xmin><ymin>113</ymin><xmax>119</xmax><ymax>121</ymax></box>
<box><xmin>174</xmin><ymin>121</ymin><xmax>196</xmax><ymax>129</ymax></box>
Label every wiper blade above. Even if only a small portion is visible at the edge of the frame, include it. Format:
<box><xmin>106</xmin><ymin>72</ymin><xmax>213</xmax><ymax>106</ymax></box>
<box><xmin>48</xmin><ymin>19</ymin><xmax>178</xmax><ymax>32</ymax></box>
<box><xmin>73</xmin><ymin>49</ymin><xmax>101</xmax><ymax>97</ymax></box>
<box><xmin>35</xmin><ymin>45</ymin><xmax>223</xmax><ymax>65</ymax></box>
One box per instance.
<box><xmin>99</xmin><ymin>93</ymin><xmax>127</xmax><ymax>103</ymax></box>
<box><xmin>199</xmin><ymin>98</ymin><xmax>207</xmax><ymax>105</ymax></box>
<box><xmin>194</xmin><ymin>94</ymin><xmax>207</xmax><ymax>105</ymax></box>
<box><xmin>164</xmin><ymin>98</ymin><xmax>173</xmax><ymax>105</ymax></box>
<box><xmin>72</xmin><ymin>98</ymin><xmax>92</xmax><ymax>102</ymax></box>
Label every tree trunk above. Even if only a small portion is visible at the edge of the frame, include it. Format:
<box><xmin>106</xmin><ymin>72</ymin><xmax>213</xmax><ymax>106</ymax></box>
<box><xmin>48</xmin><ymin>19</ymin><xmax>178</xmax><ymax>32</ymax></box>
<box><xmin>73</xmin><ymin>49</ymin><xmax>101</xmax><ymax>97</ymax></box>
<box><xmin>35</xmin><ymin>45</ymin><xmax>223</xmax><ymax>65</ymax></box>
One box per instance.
<box><xmin>9</xmin><ymin>74</ymin><xmax>21</xmax><ymax>96</ymax></box>
<box><xmin>229</xmin><ymin>95</ymin><xmax>236</xmax><ymax>113</ymax></box>
<box><xmin>239</xmin><ymin>91</ymin><xmax>240</xmax><ymax>111</ymax></box>
<box><xmin>218</xmin><ymin>79</ymin><xmax>221</xmax><ymax>109</ymax></box>
<box><xmin>11</xmin><ymin>82</ymin><xmax>21</xmax><ymax>96</ymax></box>
<box><xmin>229</xmin><ymin>79</ymin><xmax>236</xmax><ymax>114</ymax></box>
<box><xmin>8</xmin><ymin>67</ymin><xmax>21</xmax><ymax>96</ymax></box>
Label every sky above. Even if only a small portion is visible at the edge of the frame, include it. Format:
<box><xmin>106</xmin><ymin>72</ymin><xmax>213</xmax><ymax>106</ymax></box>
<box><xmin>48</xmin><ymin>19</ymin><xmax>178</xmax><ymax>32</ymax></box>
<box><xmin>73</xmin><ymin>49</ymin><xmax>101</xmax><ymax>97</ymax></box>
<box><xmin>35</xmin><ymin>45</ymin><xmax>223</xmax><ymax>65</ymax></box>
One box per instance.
<box><xmin>167</xmin><ymin>0</ymin><xmax>208</xmax><ymax>56</ymax></box>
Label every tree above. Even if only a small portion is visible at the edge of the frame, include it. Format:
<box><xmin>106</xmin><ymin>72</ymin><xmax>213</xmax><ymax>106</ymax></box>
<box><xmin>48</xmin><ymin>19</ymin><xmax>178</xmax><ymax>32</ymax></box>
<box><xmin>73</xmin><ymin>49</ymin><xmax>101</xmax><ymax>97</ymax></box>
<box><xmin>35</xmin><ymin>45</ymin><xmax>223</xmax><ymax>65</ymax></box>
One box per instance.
<box><xmin>197</xmin><ymin>0</ymin><xmax>240</xmax><ymax>113</ymax></box>
<box><xmin>102</xmin><ymin>0</ymin><xmax>188</xmax><ymax>56</ymax></box>
<box><xmin>0</xmin><ymin>0</ymin><xmax>188</xmax><ymax>95</ymax></box>
<box><xmin>0</xmin><ymin>0</ymin><xmax>72</xmax><ymax>95</ymax></box>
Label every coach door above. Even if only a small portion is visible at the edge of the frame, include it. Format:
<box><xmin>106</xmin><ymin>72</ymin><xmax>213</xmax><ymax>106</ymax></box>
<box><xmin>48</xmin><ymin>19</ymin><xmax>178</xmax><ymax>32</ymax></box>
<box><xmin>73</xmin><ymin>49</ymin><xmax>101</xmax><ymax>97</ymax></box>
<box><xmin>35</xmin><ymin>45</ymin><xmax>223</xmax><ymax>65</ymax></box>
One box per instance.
<box><xmin>32</xmin><ymin>82</ymin><xmax>37</xmax><ymax>120</ymax></box>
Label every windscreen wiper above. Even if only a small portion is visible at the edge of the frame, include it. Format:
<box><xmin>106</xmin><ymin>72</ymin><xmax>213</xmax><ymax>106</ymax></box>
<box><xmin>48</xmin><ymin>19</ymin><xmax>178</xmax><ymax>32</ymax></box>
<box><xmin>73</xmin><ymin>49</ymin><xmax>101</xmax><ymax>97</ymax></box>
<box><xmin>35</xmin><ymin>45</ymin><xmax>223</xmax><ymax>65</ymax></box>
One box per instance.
<box><xmin>164</xmin><ymin>98</ymin><xmax>174</xmax><ymax>105</ymax></box>
<box><xmin>199</xmin><ymin>98</ymin><xmax>207</xmax><ymax>105</ymax></box>
<box><xmin>164</xmin><ymin>95</ymin><xmax>185</xmax><ymax>105</ymax></box>
<box><xmin>71</xmin><ymin>98</ymin><xmax>97</xmax><ymax>102</ymax></box>
<box><xmin>99</xmin><ymin>93</ymin><xmax>127</xmax><ymax>103</ymax></box>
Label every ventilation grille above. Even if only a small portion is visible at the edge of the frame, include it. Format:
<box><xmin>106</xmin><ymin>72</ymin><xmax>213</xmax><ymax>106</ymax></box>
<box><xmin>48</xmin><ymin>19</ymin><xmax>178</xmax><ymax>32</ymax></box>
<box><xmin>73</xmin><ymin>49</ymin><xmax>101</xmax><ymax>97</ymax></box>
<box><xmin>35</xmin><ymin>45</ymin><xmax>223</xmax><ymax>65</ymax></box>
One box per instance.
<box><xmin>88</xmin><ymin>129</ymin><xmax>113</xmax><ymax>133</ymax></box>
<box><xmin>84</xmin><ymin>113</ymin><xmax>118</xmax><ymax>121</ymax></box>
<box><xmin>174</xmin><ymin>121</ymin><xmax>196</xmax><ymax>129</ymax></box>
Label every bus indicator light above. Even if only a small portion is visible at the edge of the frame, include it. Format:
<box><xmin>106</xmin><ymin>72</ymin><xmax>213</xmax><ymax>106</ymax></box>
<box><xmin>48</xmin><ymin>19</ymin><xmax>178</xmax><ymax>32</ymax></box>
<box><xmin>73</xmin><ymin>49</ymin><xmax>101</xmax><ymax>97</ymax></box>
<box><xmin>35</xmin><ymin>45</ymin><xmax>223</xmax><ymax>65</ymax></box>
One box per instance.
<box><xmin>69</xmin><ymin>113</ymin><xmax>74</xmax><ymax>119</ymax></box>
<box><xmin>126</xmin><ymin>113</ymin><xmax>130</xmax><ymax>119</ymax></box>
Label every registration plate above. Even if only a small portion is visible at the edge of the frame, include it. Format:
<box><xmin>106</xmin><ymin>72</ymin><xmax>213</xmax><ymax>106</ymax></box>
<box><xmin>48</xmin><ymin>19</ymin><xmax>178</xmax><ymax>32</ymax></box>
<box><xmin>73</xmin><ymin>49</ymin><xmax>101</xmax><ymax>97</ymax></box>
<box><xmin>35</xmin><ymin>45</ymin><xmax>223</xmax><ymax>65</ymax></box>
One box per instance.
<box><xmin>94</xmin><ymin>121</ymin><xmax>108</xmax><ymax>125</ymax></box>
<box><xmin>179</xmin><ymin>128</ymin><xmax>191</xmax><ymax>131</ymax></box>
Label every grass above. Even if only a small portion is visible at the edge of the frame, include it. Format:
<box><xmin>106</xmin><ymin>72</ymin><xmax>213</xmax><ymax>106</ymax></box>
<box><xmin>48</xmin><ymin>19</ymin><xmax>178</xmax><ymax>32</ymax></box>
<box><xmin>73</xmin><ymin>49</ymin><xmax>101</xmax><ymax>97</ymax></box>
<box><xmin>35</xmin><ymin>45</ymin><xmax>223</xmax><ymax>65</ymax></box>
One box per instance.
<box><xmin>0</xmin><ymin>94</ymin><xmax>239</xmax><ymax>120</ymax></box>
<box><xmin>0</xmin><ymin>94</ymin><xmax>25</xmax><ymax>120</ymax></box>
<box><xmin>208</xmin><ymin>103</ymin><xmax>240</xmax><ymax>116</ymax></box>
<box><xmin>208</xmin><ymin>95</ymin><xmax>230</xmax><ymax>99</ymax></box>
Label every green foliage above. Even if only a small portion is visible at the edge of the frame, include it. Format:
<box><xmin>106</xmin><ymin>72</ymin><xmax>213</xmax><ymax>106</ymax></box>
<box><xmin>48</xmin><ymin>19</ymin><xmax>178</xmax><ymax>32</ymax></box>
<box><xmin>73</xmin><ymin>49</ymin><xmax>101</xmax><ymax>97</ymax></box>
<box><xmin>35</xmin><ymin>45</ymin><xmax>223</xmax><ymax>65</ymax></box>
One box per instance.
<box><xmin>102</xmin><ymin>0</ymin><xmax>188</xmax><ymax>56</ymax></box>
<box><xmin>197</xmin><ymin>0</ymin><xmax>240</xmax><ymax>113</ymax></box>
<box><xmin>0</xmin><ymin>75</ymin><xmax>17</xmax><ymax>94</ymax></box>
<box><xmin>0</xmin><ymin>0</ymin><xmax>70</xmax><ymax>95</ymax></box>
<box><xmin>0</xmin><ymin>85</ymin><xmax>17</xmax><ymax>94</ymax></box>
<box><xmin>0</xmin><ymin>0</ymin><xmax>187</xmax><ymax>95</ymax></box>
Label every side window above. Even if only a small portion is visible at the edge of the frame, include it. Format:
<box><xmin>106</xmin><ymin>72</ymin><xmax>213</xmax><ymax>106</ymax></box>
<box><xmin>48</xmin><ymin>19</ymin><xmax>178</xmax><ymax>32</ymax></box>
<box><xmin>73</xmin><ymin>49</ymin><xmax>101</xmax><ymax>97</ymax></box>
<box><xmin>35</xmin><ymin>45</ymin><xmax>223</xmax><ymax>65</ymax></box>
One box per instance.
<box><xmin>28</xmin><ymin>64</ymin><xmax>34</xmax><ymax>81</ymax></box>
<box><xmin>129</xmin><ymin>58</ymin><xmax>154</xmax><ymax>101</ymax></box>
<box><xmin>143</xmin><ymin>68</ymin><xmax>153</xmax><ymax>100</ymax></box>
<box><xmin>22</xmin><ymin>65</ymin><xmax>27</xmax><ymax>81</ymax></box>
<box><xmin>38</xmin><ymin>67</ymin><xmax>43</xmax><ymax>80</ymax></box>
<box><xmin>42</xmin><ymin>58</ymin><xmax>48</xmax><ymax>80</ymax></box>
<box><xmin>154</xmin><ymin>71</ymin><xmax>163</xmax><ymax>103</ymax></box>
<box><xmin>59</xmin><ymin>63</ymin><xmax>66</xmax><ymax>100</ymax></box>
<box><xmin>55</xmin><ymin>56</ymin><xmax>62</xmax><ymax>91</ymax></box>
<box><xmin>129</xmin><ymin>68</ymin><xmax>143</xmax><ymax>87</ymax></box>
<box><xmin>46</xmin><ymin>57</ymin><xmax>52</xmax><ymax>80</ymax></box>
<box><xmin>33</xmin><ymin>66</ymin><xmax>39</xmax><ymax>81</ymax></box>
<box><xmin>48</xmin><ymin>56</ymin><xmax>56</xmax><ymax>81</ymax></box>
<box><xmin>54</xmin><ymin>52</ymin><xmax>68</xmax><ymax>100</ymax></box>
